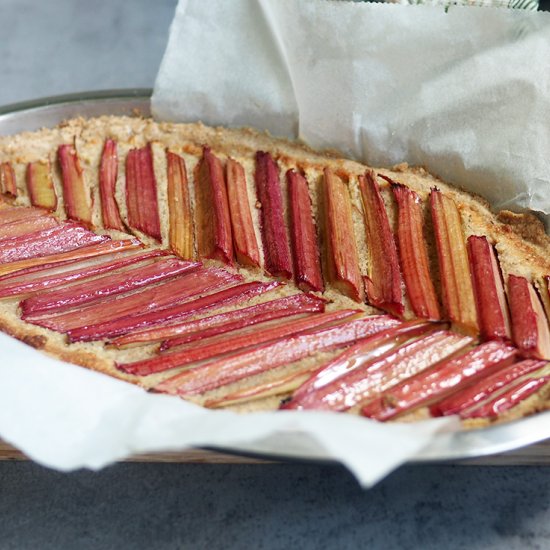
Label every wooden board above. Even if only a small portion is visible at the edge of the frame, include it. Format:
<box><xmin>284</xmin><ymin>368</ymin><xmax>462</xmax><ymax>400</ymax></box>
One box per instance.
<box><xmin>2</xmin><ymin>439</ymin><xmax>550</xmax><ymax>466</ymax></box>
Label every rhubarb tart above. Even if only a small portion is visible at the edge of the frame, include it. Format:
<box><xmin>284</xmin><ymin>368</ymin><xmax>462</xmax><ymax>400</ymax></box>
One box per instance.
<box><xmin>0</xmin><ymin>115</ymin><xmax>549</xmax><ymax>427</ymax></box>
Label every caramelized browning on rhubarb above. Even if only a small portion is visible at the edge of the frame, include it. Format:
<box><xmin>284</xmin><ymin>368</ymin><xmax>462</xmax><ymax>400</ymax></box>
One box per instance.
<box><xmin>1</xmin><ymin>116</ymin><xmax>550</xmax><ymax>427</ymax></box>
<box><xmin>322</xmin><ymin>168</ymin><xmax>364</xmax><ymax>302</ymax></box>
<box><xmin>27</xmin><ymin>161</ymin><xmax>58</xmax><ymax>211</ymax></box>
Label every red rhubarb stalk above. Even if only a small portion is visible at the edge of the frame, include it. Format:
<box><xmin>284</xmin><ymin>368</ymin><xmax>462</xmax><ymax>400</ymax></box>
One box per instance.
<box><xmin>118</xmin><ymin>309</ymin><xmax>357</xmax><ymax>376</ymax></box>
<box><xmin>0</xmin><ymin>239</ymin><xmax>141</xmax><ymax>279</ymax></box>
<box><xmin>0</xmin><ymin>207</ymin><xmax>49</xmax><ymax>225</ymax></box>
<box><xmin>159</xmin><ymin>292</ymin><xmax>326</xmax><ymax>351</ymax></box>
<box><xmin>21</xmin><ymin>257</ymin><xmax>197</xmax><ymax>315</ymax></box>
<box><xmin>254</xmin><ymin>151</ymin><xmax>292</xmax><ymax>278</ymax></box>
<box><xmin>153</xmin><ymin>315</ymin><xmax>401</xmax><ymax>396</ymax></box>
<box><xmin>25</xmin><ymin>267</ymin><xmax>235</xmax><ymax>333</ymax></box>
<box><xmin>461</xmin><ymin>375</ymin><xmax>550</xmax><ymax>419</ymax></box>
<box><xmin>125</xmin><ymin>144</ymin><xmax>162</xmax><ymax>241</ymax></box>
<box><xmin>285</xmin><ymin>320</ymin><xmax>444</xmax><ymax>408</ymax></box>
<box><xmin>430</xmin><ymin>358</ymin><xmax>547</xmax><ymax>417</ymax></box>
<box><xmin>323</xmin><ymin>168</ymin><xmax>364</xmax><ymax>302</ymax></box>
<box><xmin>26</xmin><ymin>161</ymin><xmax>58</xmax><ymax>211</ymax></box>
<box><xmin>226</xmin><ymin>158</ymin><xmax>260</xmax><ymax>267</ymax></box>
<box><xmin>0</xmin><ymin>162</ymin><xmax>17</xmax><ymax>196</ymax></box>
<box><xmin>287</xmin><ymin>169</ymin><xmax>324</xmax><ymax>292</ymax></box>
<box><xmin>283</xmin><ymin>328</ymin><xmax>470</xmax><ymax>412</ymax></box>
<box><xmin>390</xmin><ymin>181</ymin><xmax>440</xmax><ymax>320</ymax></box>
<box><xmin>430</xmin><ymin>189</ymin><xmax>478</xmax><ymax>334</ymax></box>
<box><xmin>194</xmin><ymin>147</ymin><xmax>233</xmax><ymax>264</ymax></box>
<box><xmin>58</xmin><ymin>144</ymin><xmax>93</xmax><ymax>227</ymax></box>
<box><xmin>359</xmin><ymin>171</ymin><xmax>403</xmax><ymax>316</ymax></box>
<box><xmin>67</xmin><ymin>281</ymin><xmax>278</xmax><ymax>343</ymax></box>
<box><xmin>0</xmin><ymin>215</ymin><xmax>59</xmax><ymax>241</ymax></box>
<box><xmin>99</xmin><ymin>139</ymin><xmax>124</xmax><ymax>231</ymax></box>
<box><xmin>167</xmin><ymin>151</ymin><xmax>194</xmax><ymax>260</ymax></box>
<box><xmin>508</xmin><ymin>274</ymin><xmax>550</xmax><ymax>360</ymax></box>
<box><xmin>360</xmin><ymin>341</ymin><xmax>517</xmax><ymax>421</ymax></box>
<box><xmin>0</xmin><ymin>251</ymin><xmax>163</xmax><ymax>299</ymax></box>
<box><xmin>0</xmin><ymin>223</ymin><xmax>107</xmax><ymax>264</ymax></box>
<box><xmin>467</xmin><ymin>236</ymin><xmax>511</xmax><ymax>341</ymax></box>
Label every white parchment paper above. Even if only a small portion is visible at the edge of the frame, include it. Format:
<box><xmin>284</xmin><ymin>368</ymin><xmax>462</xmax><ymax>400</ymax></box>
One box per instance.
<box><xmin>2</xmin><ymin>0</ymin><xmax>550</xmax><ymax>488</ymax></box>
<box><xmin>153</xmin><ymin>0</ymin><xmax>550</xmax><ymax>219</ymax></box>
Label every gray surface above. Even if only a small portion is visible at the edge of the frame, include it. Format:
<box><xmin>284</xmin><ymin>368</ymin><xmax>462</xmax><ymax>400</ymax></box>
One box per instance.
<box><xmin>1</xmin><ymin>0</ymin><xmax>550</xmax><ymax>548</ymax></box>
<box><xmin>1</xmin><ymin>462</ymin><xmax>550</xmax><ymax>549</ymax></box>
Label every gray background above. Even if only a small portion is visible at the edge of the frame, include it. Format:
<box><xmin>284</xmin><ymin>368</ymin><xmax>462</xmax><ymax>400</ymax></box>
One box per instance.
<box><xmin>1</xmin><ymin>0</ymin><xmax>550</xmax><ymax>548</ymax></box>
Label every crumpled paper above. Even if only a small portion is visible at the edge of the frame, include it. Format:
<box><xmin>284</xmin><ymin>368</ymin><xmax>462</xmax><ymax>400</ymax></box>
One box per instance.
<box><xmin>153</xmin><ymin>0</ymin><xmax>550</xmax><ymax>221</ymax></box>
<box><xmin>2</xmin><ymin>0</ymin><xmax>550</xmax><ymax>488</ymax></box>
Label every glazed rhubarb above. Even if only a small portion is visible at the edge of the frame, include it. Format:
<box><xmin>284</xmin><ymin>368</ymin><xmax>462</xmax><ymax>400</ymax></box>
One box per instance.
<box><xmin>0</xmin><ymin>215</ymin><xmax>59</xmax><ymax>240</ymax></box>
<box><xmin>323</xmin><ymin>168</ymin><xmax>363</xmax><ymax>302</ymax></box>
<box><xmin>430</xmin><ymin>358</ymin><xmax>547</xmax><ymax>417</ymax></box>
<box><xmin>0</xmin><ymin>251</ymin><xmax>163</xmax><ymax>299</ymax></box>
<box><xmin>255</xmin><ymin>151</ymin><xmax>292</xmax><ymax>278</ymax></box>
<box><xmin>461</xmin><ymin>372</ymin><xmax>550</xmax><ymax>419</ymax></box>
<box><xmin>118</xmin><ymin>310</ymin><xmax>357</xmax><ymax>376</ymax></box>
<box><xmin>0</xmin><ymin>238</ymin><xmax>141</xmax><ymax>278</ymax></box>
<box><xmin>226</xmin><ymin>158</ymin><xmax>260</xmax><ymax>267</ymax></box>
<box><xmin>166</xmin><ymin>151</ymin><xmax>194</xmax><ymax>260</ymax></box>
<box><xmin>390</xmin><ymin>181</ymin><xmax>440</xmax><ymax>320</ymax></box>
<box><xmin>467</xmin><ymin>236</ymin><xmax>511</xmax><ymax>341</ymax></box>
<box><xmin>26</xmin><ymin>161</ymin><xmax>58</xmax><ymax>211</ymax></box>
<box><xmin>285</xmin><ymin>320</ymin><xmax>442</xmax><ymax>406</ymax></box>
<box><xmin>0</xmin><ymin>162</ymin><xmax>17</xmax><ymax>196</ymax></box>
<box><xmin>194</xmin><ymin>147</ymin><xmax>233</xmax><ymax>264</ymax></box>
<box><xmin>508</xmin><ymin>275</ymin><xmax>550</xmax><ymax>360</ymax></box>
<box><xmin>99</xmin><ymin>139</ymin><xmax>124</xmax><ymax>231</ymax></box>
<box><xmin>70</xmin><ymin>281</ymin><xmax>281</xmax><ymax>343</ymax></box>
<box><xmin>361</xmin><ymin>341</ymin><xmax>517</xmax><ymax>421</ymax></box>
<box><xmin>159</xmin><ymin>293</ymin><xmax>326</xmax><ymax>350</ymax></box>
<box><xmin>25</xmin><ymin>267</ymin><xmax>235</xmax><ymax>333</ymax></box>
<box><xmin>430</xmin><ymin>189</ymin><xmax>478</xmax><ymax>334</ymax></box>
<box><xmin>287</xmin><ymin>169</ymin><xmax>324</xmax><ymax>292</ymax></box>
<box><xmin>0</xmin><ymin>206</ymin><xmax>47</xmax><ymax>225</ymax></box>
<box><xmin>154</xmin><ymin>315</ymin><xmax>400</xmax><ymax>396</ymax></box>
<box><xmin>125</xmin><ymin>144</ymin><xmax>162</xmax><ymax>241</ymax></box>
<box><xmin>0</xmin><ymin>223</ymin><xmax>107</xmax><ymax>264</ymax></box>
<box><xmin>284</xmin><ymin>329</ymin><xmax>471</xmax><ymax>412</ymax></box>
<box><xmin>58</xmin><ymin>144</ymin><xmax>93</xmax><ymax>227</ymax></box>
<box><xmin>20</xmin><ymin>257</ymin><xmax>197</xmax><ymax>315</ymax></box>
<box><xmin>359</xmin><ymin>171</ymin><xmax>403</xmax><ymax>316</ymax></box>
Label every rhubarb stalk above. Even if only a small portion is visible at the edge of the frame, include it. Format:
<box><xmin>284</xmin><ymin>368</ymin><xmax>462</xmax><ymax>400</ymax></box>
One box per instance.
<box><xmin>154</xmin><ymin>315</ymin><xmax>401</xmax><ymax>396</ymax></box>
<box><xmin>508</xmin><ymin>274</ymin><xmax>550</xmax><ymax>360</ymax></box>
<box><xmin>69</xmin><ymin>280</ymin><xmax>278</xmax><ymax>343</ymax></box>
<box><xmin>113</xmin><ymin>288</ymin><xmax>320</xmax><ymax>349</ymax></box>
<box><xmin>359</xmin><ymin>171</ymin><xmax>403</xmax><ymax>315</ymax></box>
<box><xmin>254</xmin><ymin>151</ymin><xmax>292</xmax><ymax>278</ymax></box>
<box><xmin>26</xmin><ymin>161</ymin><xmax>57</xmax><ymax>211</ymax></box>
<box><xmin>287</xmin><ymin>169</ymin><xmax>324</xmax><ymax>292</ymax></box>
<box><xmin>323</xmin><ymin>168</ymin><xmax>363</xmax><ymax>302</ymax></box>
<box><xmin>58</xmin><ymin>144</ymin><xmax>93</xmax><ymax>227</ymax></box>
<box><xmin>166</xmin><ymin>151</ymin><xmax>194</xmax><ymax>260</ymax></box>
<box><xmin>390</xmin><ymin>181</ymin><xmax>440</xmax><ymax>320</ymax></box>
<box><xmin>125</xmin><ymin>144</ymin><xmax>162</xmax><ymax>241</ymax></box>
<box><xmin>99</xmin><ymin>139</ymin><xmax>124</xmax><ymax>231</ymax></box>
<box><xmin>226</xmin><ymin>158</ymin><xmax>260</xmax><ymax>267</ymax></box>
<box><xmin>194</xmin><ymin>147</ymin><xmax>233</xmax><ymax>264</ymax></box>
<box><xmin>430</xmin><ymin>189</ymin><xmax>478</xmax><ymax>334</ymax></box>
<box><xmin>430</xmin><ymin>358</ymin><xmax>547</xmax><ymax>417</ymax></box>
<box><xmin>284</xmin><ymin>328</ymin><xmax>471</xmax><ymax>412</ymax></box>
<box><xmin>118</xmin><ymin>310</ymin><xmax>357</xmax><ymax>376</ymax></box>
<box><xmin>467</xmin><ymin>236</ymin><xmax>511</xmax><ymax>341</ymax></box>
<box><xmin>0</xmin><ymin>162</ymin><xmax>17</xmax><ymax>197</ymax></box>
<box><xmin>361</xmin><ymin>341</ymin><xmax>517</xmax><ymax>421</ymax></box>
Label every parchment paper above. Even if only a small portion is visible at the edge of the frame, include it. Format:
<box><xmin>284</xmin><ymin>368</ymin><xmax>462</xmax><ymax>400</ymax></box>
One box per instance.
<box><xmin>2</xmin><ymin>0</ymin><xmax>550</xmax><ymax>488</ymax></box>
